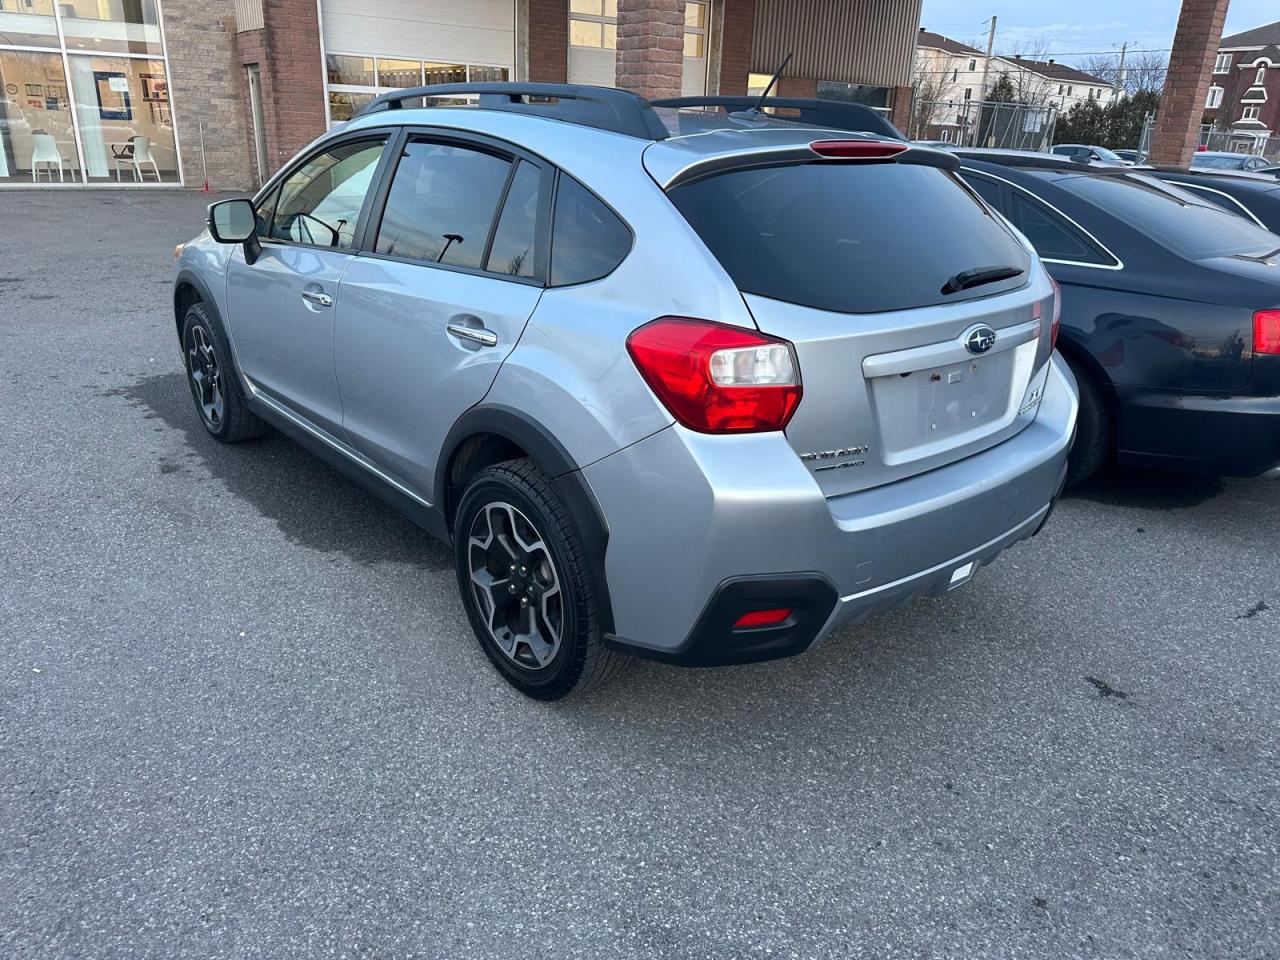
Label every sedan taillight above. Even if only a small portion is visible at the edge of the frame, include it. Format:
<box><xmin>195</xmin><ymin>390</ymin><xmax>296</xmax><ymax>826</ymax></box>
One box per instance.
<box><xmin>1255</xmin><ymin>310</ymin><xmax>1280</xmax><ymax>355</ymax></box>
<box><xmin>626</xmin><ymin>317</ymin><xmax>802</xmax><ymax>433</ymax></box>
<box><xmin>1050</xmin><ymin>276</ymin><xmax>1062</xmax><ymax>349</ymax></box>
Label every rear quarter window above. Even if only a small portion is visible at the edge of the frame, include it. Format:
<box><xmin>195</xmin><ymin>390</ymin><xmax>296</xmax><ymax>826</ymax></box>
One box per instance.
<box><xmin>549</xmin><ymin>176</ymin><xmax>632</xmax><ymax>287</ymax></box>
<box><xmin>667</xmin><ymin>161</ymin><xmax>1031</xmax><ymax>314</ymax></box>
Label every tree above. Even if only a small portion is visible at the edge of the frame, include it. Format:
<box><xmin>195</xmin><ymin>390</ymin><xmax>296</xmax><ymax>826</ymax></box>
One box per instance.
<box><xmin>1054</xmin><ymin>88</ymin><xmax>1160</xmax><ymax>149</ymax></box>
<box><xmin>1080</xmin><ymin>51</ymin><xmax>1168</xmax><ymax>96</ymax></box>
<box><xmin>907</xmin><ymin>51</ymin><xmax>961</xmax><ymax>140</ymax></box>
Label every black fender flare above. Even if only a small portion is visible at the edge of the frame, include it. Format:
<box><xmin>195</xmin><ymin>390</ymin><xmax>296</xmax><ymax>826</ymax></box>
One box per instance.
<box><xmin>174</xmin><ymin>268</ymin><xmax>254</xmax><ymax>397</ymax></box>
<box><xmin>438</xmin><ymin>404</ymin><xmax>614</xmax><ymax>635</ymax></box>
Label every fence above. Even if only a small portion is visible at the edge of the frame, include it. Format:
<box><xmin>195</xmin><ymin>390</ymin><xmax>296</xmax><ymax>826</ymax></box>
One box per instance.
<box><xmin>1198</xmin><ymin>127</ymin><xmax>1280</xmax><ymax>160</ymax></box>
<box><xmin>910</xmin><ymin>99</ymin><xmax>1058</xmax><ymax>151</ymax></box>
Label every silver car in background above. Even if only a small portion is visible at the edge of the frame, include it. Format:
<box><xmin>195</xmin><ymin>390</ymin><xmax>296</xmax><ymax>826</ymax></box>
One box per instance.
<box><xmin>173</xmin><ymin>84</ymin><xmax>1077</xmax><ymax>699</ymax></box>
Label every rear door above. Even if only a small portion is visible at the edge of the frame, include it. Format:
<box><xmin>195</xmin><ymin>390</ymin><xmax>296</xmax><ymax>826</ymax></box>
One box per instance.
<box><xmin>225</xmin><ymin>134</ymin><xmax>391</xmax><ymax>435</ymax></box>
<box><xmin>334</xmin><ymin>132</ymin><xmax>551</xmax><ymax>500</ymax></box>
<box><xmin>666</xmin><ymin>157</ymin><xmax>1055</xmax><ymax>496</ymax></box>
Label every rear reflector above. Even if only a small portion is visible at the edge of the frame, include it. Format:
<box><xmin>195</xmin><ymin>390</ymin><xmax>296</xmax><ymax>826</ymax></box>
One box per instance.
<box><xmin>809</xmin><ymin>139</ymin><xmax>909</xmax><ymax>160</ymax></box>
<box><xmin>1255</xmin><ymin>310</ymin><xmax>1280</xmax><ymax>355</ymax></box>
<box><xmin>627</xmin><ymin>317</ymin><xmax>802</xmax><ymax>433</ymax></box>
<box><xmin>734</xmin><ymin>608</ymin><xmax>793</xmax><ymax>629</ymax></box>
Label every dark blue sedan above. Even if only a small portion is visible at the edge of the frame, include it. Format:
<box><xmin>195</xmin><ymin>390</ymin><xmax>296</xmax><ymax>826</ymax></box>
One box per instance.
<box><xmin>953</xmin><ymin>149</ymin><xmax>1280</xmax><ymax>484</ymax></box>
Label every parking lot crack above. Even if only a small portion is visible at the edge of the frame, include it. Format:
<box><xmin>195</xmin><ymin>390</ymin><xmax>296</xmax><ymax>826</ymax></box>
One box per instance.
<box><xmin>1083</xmin><ymin>676</ymin><xmax>1129</xmax><ymax>699</ymax></box>
<box><xmin>1233</xmin><ymin>601</ymin><xmax>1269</xmax><ymax>621</ymax></box>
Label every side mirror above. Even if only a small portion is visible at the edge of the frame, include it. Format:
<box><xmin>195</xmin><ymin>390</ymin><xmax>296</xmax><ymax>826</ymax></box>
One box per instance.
<box><xmin>207</xmin><ymin>198</ymin><xmax>262</xmax><ymax>264</ymax></box>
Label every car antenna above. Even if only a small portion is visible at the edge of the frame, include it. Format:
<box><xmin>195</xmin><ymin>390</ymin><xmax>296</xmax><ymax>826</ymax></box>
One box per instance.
<box><xmin>729</xmin><ymin>52</ymin><xmax>793</xmax><ymax>123</ymax></box>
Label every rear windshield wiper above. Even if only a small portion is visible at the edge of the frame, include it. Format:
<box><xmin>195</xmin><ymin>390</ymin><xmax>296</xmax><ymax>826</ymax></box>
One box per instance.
<box><xmin>941</xmin><ymin>265</ymin><xmax>1025</xmax><ymax>295</ymax></box>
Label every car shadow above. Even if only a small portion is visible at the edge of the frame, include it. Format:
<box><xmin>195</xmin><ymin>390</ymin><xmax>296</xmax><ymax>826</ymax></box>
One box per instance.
<box><xmin>1064</xmin><ymin>464</ymin><xmax>1225</xmax><ymax>510</ymax></box>
<box><xmin>109</xmin><ymin>371</ymin><xmax>451</xmax><ymax>571</ymax></box>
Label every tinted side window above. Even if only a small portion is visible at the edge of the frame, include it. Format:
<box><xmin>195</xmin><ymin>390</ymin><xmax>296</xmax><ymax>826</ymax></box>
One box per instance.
<box><xmin>486</xmin><ymin>160</ymin><xmax>540</xmax><ymax>279</ymax></box>
<box><xmin>1179</xmin><ymin>184</ymin><xmax>1253</xmax><ymax>218</ymax></box>
<box><xmin>964</xmin><ymin>173</ymin><xmax>1004</xmax><ymax>209</ymax></box>
<box><xmin>271</xmin><ymin>138</ymin><xmax>386</xmax><ymax>249</ymax></box>
<box><xmin>550</xmin><ymin>176</ymin><xmax>632</xmax><ymax>286</ymax></box>
<box><xmin>1009</xmin><ymin>192</ymin><xmax>1110</xmax><ymax>265</ymax></box>
<box><xmin>376</xmin><ymin>140</ymin><xmax>512</xmax><ymax>269</ymax></box>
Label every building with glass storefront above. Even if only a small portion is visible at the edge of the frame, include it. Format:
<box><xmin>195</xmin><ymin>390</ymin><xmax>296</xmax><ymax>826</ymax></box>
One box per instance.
<box><xmin>0</xmin><ymin>0</ymin><xmax>923</xmax><ymax>190</ymax></box>
<box><xmin>0</xmin><ymin>1</ymin><xmax>180</xmax><ymax>185</ymax></box>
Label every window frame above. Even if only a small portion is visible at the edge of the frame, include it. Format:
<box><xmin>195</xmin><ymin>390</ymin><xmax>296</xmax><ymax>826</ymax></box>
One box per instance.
<box><xmin>251</xmin><ymin>129</ymin><xmax>397</xmax><ymax>254</ymax></box>
<box><xmin>1206</xmin><ymin>85</ymin><xmax>1224</xmax><ymax>109</ymax></box>
<box><xmin>1214</xmin><ymin>52</ymin><xmax>1232</xmax><ymax>74</ymax></box>
<box><xmin>355</xmin><ymin>126</ymin><xmax>556</xmax><ymax>287</ymax></box>
<box><xmin>960</xmin><ymin>166</ymin><xmax>1123</xmax><ymax>271</ymax></box>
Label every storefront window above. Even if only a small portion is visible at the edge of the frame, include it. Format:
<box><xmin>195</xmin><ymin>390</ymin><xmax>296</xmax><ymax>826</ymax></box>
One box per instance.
<box><xmin>0</xmin><ymin>49</ymin><xmax>76</xmax><ymax>183</ymax></box>
<box><xmin>0</xmin><ymin>0</ymin><xmax>59</xmax><ymax>48</ymax></box>
<box><xmin>377</xmin><ymin>58</ymin><xmax>420</xmax><ymax>88</ymax></box>
<box><xmin>327</xmin><ymin>54</ymin><xmax>375</xmax><ymax>87</ymax></box>
<box><xmin>57</xmin><ymin>0</ymin><xmax>163</xmax><ymax>56</ymax></box>
<box><xmin>1</xmin><ymin>1</ymin><xmax>179</xmax><ymax>187</ymax></box>
<box><xmin>328</xmin><ymin>90</ymin><xmax>374</xmax><ymax>123</ymax></box>
<box><xmin>68</xmin><ymin>55</ymin><xmax>177</xmax><ymax>182</ymax></box>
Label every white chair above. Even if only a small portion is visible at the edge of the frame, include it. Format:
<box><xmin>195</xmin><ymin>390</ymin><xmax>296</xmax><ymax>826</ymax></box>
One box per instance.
<box><xmin>114</xmin><ymin>136</ymin><xmax>161</xmax><ymax>182</ymax></box>
<box><xmin>31</xmin><ymin>133</ymin><xmax>70</xmax><ymax>183</ymax></box>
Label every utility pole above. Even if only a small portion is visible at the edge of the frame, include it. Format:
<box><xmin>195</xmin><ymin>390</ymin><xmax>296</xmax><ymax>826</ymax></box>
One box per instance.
<box><xmin>977</xmin><ymin>15</ymin><xmax>998</xmax><ymax>104</ymax></box>
<box><xmin>1113</xmin><ymin>42</ymin><xmax>1128</xmax><ymax>98</ymax></box>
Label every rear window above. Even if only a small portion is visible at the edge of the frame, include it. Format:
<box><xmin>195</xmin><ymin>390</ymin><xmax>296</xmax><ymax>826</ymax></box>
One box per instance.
<box><xmin>667</xmin><ymin>162</ymin><xmax>1030</xmax><ymax>314</ymax></box>
<box><xmin>1057</xmin><ymin>173</ymin><xmax>1278</xmax><ymax>260</ymax></box>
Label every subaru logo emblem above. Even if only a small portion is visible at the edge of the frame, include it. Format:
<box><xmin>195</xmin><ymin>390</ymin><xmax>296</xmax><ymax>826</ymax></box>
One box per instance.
<box><xmin>964</xmin><ymin>324</ymin><xmax>997</xmax><ymax>355</ymax></box>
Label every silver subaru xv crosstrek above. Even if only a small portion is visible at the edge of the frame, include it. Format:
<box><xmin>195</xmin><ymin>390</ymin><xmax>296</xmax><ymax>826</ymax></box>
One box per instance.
<box><xmin>173</xmin><ymin>83</ymin><xmax>1077</xmax><ymax>699</ymax></box>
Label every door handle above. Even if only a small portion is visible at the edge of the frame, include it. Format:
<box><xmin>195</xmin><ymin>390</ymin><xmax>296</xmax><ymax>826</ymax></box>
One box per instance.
<box><xmin>446</xmin><ymin>323</ymin><xmax>498</xmax><ymax>347</ymax></box>
<box><xmin>301</xmin><ymin>289</ymin><xmax>333</xmax><ymax>308</ymax></box>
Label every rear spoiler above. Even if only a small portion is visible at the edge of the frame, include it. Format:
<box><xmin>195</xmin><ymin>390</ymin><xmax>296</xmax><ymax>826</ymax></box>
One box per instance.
<box><xmin>654</xmin><ymin>138</ymin><xmax>960</xmax><ymax>190</ymax></box>
<box><xmin>651</xmin><ymin>95</ymin><xmax>905</xmax><ymax>141</ymax></box>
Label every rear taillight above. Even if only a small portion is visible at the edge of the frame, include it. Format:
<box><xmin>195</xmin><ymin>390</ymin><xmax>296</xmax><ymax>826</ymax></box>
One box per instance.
<box><xmin>626</xmin><ymin>317</ymin><xmax>802</xmax><ymax>433</ymax></box>
<box><xmin>809</xmin><ymin>139</ymin><xmax>908</xmax><ymax>161</ymax></box>
<box><xmin>1255</xmin><ymin>310</ymin><xmax>1280</xmax><ymax>355</ymax></box>
<box><xmin>1050</xmin><ymin>276</ymin><xmax>1062</xmax><ymax>349</ymax></box>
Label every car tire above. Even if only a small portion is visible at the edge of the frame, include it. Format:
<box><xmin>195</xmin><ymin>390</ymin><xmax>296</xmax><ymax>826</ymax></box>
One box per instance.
<box><xmin>1065</xmin><ymin>359</ymin><xmax>1109</xmax><ymax>486</ymax></box>
<box><xmin>181</xmin><ymin>302</ymin><xmax>267</xmax><ymax>443</ymax></box>
<box><xmin>454</xmin><ymin>458</ymin><xmax>625</xmax><ymax>700</ymax></box>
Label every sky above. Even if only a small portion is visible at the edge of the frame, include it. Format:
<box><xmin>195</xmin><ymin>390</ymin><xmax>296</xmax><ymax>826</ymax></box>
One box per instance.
<box><xmin>918</xmin><ymin>0</ymin><xmax>1275</xmax><ymax>66</ymax></box>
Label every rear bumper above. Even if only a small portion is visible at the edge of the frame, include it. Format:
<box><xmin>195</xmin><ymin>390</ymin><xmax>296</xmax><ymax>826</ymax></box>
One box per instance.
<box><xmin>586</xmin><ymin>354</ymin><xmax>1077</xmax><ymax>665</ymax></box>
<box><xmin>1115</xmin><ymin>387</ymin><xmax>1280</xmax><ymax>477</ymax></box>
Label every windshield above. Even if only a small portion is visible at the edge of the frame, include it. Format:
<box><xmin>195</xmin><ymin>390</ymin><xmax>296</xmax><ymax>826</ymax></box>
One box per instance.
<box><xmin>668</xmin><ymin>161</ymin><xmax>1030</xmax><ymax>314</ymax></box>
<box><xmin>1192</xmin><ymin>155</ymin><xmax>1247</xmax><ymax>170</ymax></box>
<box><xmin>1056</xmin><ymin>172</ymin><xmax>1280</xmax><ymax>259</ymax></box>
<box><xmin>1092</xmin><ymin>147</ymin><xmax>1123</xmax><ymax>163</ymax></box>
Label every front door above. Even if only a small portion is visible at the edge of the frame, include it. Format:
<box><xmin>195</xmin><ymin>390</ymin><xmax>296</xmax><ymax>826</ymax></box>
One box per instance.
<box><xmin>224</xmin><ymin>135</ymin><xmax>389</xmax><ymax>435</ymax></box>
<box><xmin>335</xmin><ymin>136</ymin><xmax>550</xmax><ymax>501</ymax></box>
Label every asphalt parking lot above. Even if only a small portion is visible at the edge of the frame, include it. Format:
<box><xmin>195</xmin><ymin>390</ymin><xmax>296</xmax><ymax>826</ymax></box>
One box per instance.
<box><xmin>1</xmin><ymin>189</ymin><xmax>1278</xmax><ymax>959</ymax></box>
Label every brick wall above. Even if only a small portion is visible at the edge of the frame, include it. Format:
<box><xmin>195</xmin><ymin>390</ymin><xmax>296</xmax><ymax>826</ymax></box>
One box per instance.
<box><xmin>775</xmin><ymin>76</ymin><xmax>817</xmax><ymax>99</ymax></box>
<box><xmin>163</xmin><ymin>0</ymin><xmax>255</xmax><ymax>190</ymax></box>
<box><xmin>1149</xmin><ymin>0</ymin><xmax>1231</xmax><ymax>165</ymax></box>
<box><xmin>615</xmin><ymin>0</ymin><xmax>683</xmax><ymax>101</ymax></box>
<box><xmin>527</xmin><ymin>0</ymin><xmax>568</xmax><ymax>83</ymax></box>
<box><xmin>716</xmin><ymin>0</ymin><xmax>755</xmax><ymax>96</ymax></box>
<box><xmin>889</xmin><ymin>85</ymin><xmax>912</xmax><ymax>131</ymax></box>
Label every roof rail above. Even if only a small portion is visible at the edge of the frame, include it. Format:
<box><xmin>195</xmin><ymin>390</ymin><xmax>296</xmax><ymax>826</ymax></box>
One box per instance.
<box><xmin>353</xmin><ymin>82</ymin><xmax>670</xmax><ymax>140</ymax></box>
<box><xmin>650</xmin><ymin>96</ymin><xmax>905</xmax><ymax>141</ymax></box>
